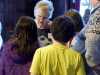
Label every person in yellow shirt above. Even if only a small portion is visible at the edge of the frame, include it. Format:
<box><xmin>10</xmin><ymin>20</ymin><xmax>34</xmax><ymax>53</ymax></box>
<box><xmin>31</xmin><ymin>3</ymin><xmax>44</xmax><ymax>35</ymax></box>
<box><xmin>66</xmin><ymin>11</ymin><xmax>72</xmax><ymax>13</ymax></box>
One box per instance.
<box><xmin>30</xmin><ymin>16</ymin><xmax>86</xmax><ymax>75</ymax></box>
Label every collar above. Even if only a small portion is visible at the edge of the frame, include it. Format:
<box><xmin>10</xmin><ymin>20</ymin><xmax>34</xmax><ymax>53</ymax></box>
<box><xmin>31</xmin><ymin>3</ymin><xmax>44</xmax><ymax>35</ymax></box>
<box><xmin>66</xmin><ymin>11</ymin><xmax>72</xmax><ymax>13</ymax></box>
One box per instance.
<box><xmin>52</xmin><ymin>42</ymin><xmax>68</xmax><ymax>50</ymax></box>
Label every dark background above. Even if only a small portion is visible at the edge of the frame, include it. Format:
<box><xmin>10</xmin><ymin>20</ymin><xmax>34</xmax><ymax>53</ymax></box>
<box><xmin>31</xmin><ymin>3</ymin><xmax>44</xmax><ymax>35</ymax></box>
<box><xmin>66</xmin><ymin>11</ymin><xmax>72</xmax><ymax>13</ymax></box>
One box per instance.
<box><xmin>0</xmin><ymin>0</ymin><xmax>80</xmax><ymax>42</ymax></box>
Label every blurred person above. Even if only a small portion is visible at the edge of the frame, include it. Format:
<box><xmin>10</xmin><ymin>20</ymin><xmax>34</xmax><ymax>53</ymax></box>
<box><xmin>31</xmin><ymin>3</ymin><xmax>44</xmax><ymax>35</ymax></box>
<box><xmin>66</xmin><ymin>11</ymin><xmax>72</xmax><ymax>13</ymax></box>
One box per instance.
<box><xmin>65</xmin><ymin>9</ymin><xmax>84</xmax><ymax>33</ymax></box>
<box><xmin>64</xmin><ymin>9</ymin><xmax>84</xmax><ymax>48</ymax></box>
<box><xmin>83</xmin><ymin>9</ymin><xmax>91</xmax><ymax>25</ymax></box>
<box><xmin>65</xmin><ymin>9</ymin><xmax>93</xmax><ymax>75</ymax></box>
<box><xmin>72</xmin><ymin>0</ymin><xmax>100</xmax><ymax>74</ymax></box>
<box><xmin>34</xmin><ymin>0</ymin><xmax>54</xmax><ymax>47</ymax></box>
<box><xmin>30</xmin><ymin>16</ymin><xmax>86</xmax><ymax>75</ymax></box>
<box><xmin>72</xmin><ymin>0</ymin><xmax>100</xmax><ymax>55</ymax></box>
<box><xmin>0</xmin><ymin>16</ymin><xmax>39</xmax><ymax>75</ymax></box>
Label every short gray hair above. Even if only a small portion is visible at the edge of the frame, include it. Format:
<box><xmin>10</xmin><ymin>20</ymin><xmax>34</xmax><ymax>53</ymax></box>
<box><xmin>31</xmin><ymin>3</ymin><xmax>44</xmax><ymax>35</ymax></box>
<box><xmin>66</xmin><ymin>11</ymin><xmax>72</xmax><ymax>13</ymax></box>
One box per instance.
<box><xmin>34</xmin><ymin>0</ymin><xmax>54</xmax><ymax>19</ymax></box>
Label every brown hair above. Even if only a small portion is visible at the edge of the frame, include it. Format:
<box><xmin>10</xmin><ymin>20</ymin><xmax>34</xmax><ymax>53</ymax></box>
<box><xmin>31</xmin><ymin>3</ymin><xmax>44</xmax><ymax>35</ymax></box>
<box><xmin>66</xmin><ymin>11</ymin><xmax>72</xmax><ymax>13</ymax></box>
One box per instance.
<box><xmin>14</xmin><ymin>16</ymin><xmax>38</xmax><ymax>60</ymax></box>
<box><xmin>65</xmin><ymin>9</ymin><xmax>84</xmax><ymax>32</ymax></box>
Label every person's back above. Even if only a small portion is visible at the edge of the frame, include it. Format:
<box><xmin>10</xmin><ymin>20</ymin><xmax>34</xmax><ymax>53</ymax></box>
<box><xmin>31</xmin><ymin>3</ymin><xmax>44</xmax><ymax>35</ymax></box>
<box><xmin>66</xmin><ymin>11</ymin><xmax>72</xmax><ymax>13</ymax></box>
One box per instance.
<box><xmin>71</xmin><ymin>0</ymin><xmax>100</xmax><ymax>75</ymax></box>
<box><xmin>30</xmin><ymin>16</ymin><xmax>86</xmax><ymax>75</ymax></box>
<box><xmin>84</xmin><ymin>2</ymin><xmax>100</xmax><ymax>74</ymax></box>
<box><xmin>30</xmin><ymin>44</ymin><xmax>85</xmax><ymax>75</ymax></box>
<box><xmin>0</xmin><ymin>16</ymin><xmax>39</xmax><ymax>75</ymax></box>
<box><xmin>0</xmin><ymin>22</ymin><xmax>3</xmax><ymax>51</ymax></box>
<box><xmin>71</xmin><ymin>0</ymin><xmax>100</xmax><ymax>54</ymax></box>
<box><xmin>65</xmin><ymin>9</ymin><xmax>84</xmax><ymax>32</ymax></box>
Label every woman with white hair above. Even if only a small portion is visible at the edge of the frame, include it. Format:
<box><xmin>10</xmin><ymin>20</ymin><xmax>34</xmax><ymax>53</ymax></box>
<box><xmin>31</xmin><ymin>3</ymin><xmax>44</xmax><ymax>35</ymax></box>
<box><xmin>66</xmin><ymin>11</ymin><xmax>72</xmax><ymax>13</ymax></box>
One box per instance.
<box><xmin>34</xmin><ymin>0</ymin><xmax>54</xmax><ymax>47</ymax></box>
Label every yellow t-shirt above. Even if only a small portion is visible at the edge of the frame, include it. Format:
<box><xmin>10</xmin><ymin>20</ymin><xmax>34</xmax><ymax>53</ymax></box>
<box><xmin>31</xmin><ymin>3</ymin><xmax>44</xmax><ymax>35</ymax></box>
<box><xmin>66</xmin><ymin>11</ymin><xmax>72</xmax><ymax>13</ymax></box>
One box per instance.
<box><xmin>30</xmin><ymin>43</ymin><xmax>86</xmax><ymax>75</ymax></box>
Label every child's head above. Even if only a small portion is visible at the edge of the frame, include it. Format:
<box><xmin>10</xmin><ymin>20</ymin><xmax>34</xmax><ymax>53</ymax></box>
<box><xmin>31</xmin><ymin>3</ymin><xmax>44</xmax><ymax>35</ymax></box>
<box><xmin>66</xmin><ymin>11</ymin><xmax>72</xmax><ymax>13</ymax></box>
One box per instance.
<box><xmin>14</xmin><ymin>16</ymin><xmax>38</xmax><ymax>57</ymax></box>
<box><xmin>50</xmin><ymin>16</ymin><xmax>75</xmax><ymax>43</ymax></box>
<box><xmin>15</xmin><ymin>16</ymin><xmax>37</xmax><ymax>42</ymax></box>
<box><xmin>65</xmin><ymin>9</ymin><xmax>84</xmax><ymax>32</ymax></box>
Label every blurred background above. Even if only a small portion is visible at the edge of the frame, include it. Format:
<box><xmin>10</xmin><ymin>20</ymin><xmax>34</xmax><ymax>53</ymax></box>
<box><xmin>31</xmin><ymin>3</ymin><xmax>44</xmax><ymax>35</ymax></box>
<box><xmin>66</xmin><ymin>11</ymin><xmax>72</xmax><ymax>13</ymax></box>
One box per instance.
<box><xmin>0</xmin><ymin>0</ymin><xmax>91</xmax><ymax>42</ymax></box>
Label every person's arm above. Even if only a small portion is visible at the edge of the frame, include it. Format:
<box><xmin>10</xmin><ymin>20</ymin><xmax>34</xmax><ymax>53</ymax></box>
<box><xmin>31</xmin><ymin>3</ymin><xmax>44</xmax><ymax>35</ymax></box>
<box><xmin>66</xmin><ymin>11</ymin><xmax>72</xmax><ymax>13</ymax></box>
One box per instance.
<box><xmin>30</xmin><ymin>49</ymin><xmax>41</xmax><ymax>75</ymax></box>
<box><xmin>76</xmin><ymin>54</ymin><xmax>86</xmax><ymax>75</ymax></box>
<box><xmin>71</xmin><ymin>27</ymin><xmax>86</xmax><ymax>54</ymax></box>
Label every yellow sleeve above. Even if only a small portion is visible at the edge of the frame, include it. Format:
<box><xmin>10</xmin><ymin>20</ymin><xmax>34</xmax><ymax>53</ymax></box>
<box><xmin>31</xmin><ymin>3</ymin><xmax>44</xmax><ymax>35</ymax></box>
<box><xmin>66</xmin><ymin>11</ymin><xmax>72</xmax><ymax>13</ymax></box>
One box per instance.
<box><xmin>76</xmin><ymin>54</ymin><xmax>86</xmax><ymax>75</ymax></box>
<box><xmin>29</xmin><ymin>49</ymin><xmax>41</xmax><ymax>75</ymax></box>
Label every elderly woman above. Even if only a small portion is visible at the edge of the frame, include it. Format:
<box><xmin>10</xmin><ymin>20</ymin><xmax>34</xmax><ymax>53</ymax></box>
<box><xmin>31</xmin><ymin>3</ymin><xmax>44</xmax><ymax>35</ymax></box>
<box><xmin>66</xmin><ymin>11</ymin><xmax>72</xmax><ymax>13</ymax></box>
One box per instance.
<box><xmin>34</xmin><ymin>0</ymin><xmax>54</xmax><ymax>47</ymax></box>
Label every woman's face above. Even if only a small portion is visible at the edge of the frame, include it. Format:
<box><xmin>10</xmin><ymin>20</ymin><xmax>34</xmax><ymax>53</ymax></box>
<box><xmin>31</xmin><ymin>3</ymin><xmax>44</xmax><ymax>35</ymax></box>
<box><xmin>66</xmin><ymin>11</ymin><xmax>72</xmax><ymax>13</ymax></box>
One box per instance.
<box><xmin>35</xmin><ymin>7</ymin><xmax>50</xmax><ymax>29</ymax></box>
<box><xmin>35</xmin><ymin>15</ymin><xmax>48</xmax><ymax>28</ymax></box>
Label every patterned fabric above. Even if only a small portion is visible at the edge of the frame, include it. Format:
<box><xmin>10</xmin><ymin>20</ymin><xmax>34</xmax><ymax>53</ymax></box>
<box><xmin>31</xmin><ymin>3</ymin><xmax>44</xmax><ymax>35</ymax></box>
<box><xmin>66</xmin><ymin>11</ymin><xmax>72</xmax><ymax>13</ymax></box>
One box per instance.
<box><xmin>85</xmin><ymin>4</ymin><xmax>100</xmax><ymax>67</ymax></box>
<box><xmin>71</xmin><ymin>3</ymin><xmax>100</xmax><ymax>57</ymax></box>
<box><xmin>71</xmin><ymin>3</ymin><xmax>100</xmax><ymax>75</ymax></box>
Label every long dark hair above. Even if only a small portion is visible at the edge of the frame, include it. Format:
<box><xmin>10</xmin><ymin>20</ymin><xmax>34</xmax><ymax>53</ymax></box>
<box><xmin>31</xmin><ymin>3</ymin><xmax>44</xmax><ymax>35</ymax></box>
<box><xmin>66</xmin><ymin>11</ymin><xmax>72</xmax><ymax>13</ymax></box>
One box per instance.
<box><xmin>14</xmin><ymin>16</ymin><xmax>38</xmax><ymax>59</ymax></box>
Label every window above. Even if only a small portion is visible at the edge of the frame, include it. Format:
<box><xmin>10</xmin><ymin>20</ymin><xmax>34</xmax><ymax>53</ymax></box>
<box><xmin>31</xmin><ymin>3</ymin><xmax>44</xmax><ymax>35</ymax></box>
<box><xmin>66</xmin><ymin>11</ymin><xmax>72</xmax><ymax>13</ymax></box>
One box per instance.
<box><xmin>80</xmin><ymin>0</ymin><xmax>91</xmax><ymax>17</ymax></box>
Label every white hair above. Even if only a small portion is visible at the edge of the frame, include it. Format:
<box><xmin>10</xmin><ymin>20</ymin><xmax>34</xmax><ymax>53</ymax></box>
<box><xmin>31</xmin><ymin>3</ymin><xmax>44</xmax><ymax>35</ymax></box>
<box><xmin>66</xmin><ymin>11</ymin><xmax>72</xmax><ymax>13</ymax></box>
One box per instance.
<box><xmin>34</xmin><ymin>0</ymin><xmax>54</xmax><ymax>19</ymax></box>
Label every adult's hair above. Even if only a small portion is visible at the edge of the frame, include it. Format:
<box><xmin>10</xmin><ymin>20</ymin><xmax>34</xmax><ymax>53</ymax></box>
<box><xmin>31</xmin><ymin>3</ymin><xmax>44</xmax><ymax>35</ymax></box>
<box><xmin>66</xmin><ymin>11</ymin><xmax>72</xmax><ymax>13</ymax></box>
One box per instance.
<box><xmin>34</xmin><ymin>0</ymin><xmax>54</xmax><ymax>19</ymax></box>
<box><xmin>14</xmin><ymin>16</ymin><xmax>38</xmax><ymax>58</ymax></box>
<box><xmin>65</xmin><ymin>9</ymin><xmax>84</xmax><ymax>32</ymax></box>
<box><xmin>50</xmin><ymin>16</ymin><xmax>75</xmax><ymax>43</ymax></box>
